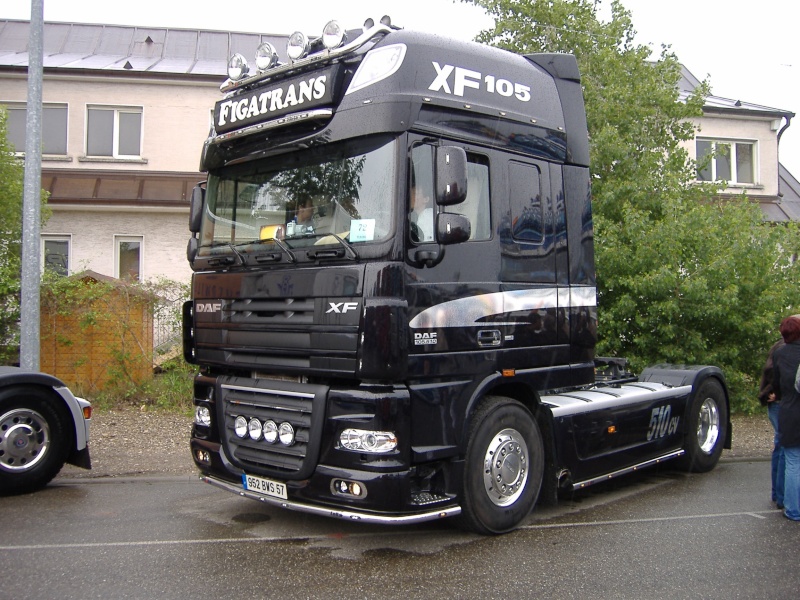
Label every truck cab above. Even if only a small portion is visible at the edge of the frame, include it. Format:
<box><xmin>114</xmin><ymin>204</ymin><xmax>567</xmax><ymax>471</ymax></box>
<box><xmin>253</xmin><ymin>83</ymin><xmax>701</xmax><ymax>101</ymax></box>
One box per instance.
<box><xmin>186</xmin><ymin>19</ymin><xmax>729</xmax><ymax>534</ymax></box>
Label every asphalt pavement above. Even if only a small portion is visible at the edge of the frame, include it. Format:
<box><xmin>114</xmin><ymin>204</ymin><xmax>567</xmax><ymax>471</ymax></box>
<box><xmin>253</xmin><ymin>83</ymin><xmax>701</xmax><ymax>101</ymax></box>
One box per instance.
<box><xmin>1</xmin><ymin>457</ymin><xmax>795</xmax><ymax>599</ymax></box>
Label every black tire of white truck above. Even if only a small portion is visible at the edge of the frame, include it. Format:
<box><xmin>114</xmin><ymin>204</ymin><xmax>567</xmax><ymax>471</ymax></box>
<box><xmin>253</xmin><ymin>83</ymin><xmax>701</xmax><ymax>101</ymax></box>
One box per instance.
<box><xmin>0</xmin><ymin>385</ymin><xmax>73</xmax><ymax>495</ymax></box>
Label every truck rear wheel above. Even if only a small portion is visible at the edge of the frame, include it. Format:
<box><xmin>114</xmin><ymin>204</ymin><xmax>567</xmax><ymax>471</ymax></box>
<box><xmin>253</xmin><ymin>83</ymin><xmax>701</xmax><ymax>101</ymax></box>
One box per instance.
<box><xmin>458</xmin><ymin>396</ymin><xmax>544</xmax><ymax>534</ymax></box>
<box><xmin>0</xmin><ymin>386</ymin><xmax>71</xmax><ymax>494</ymax></box>
<box><xmin>679</xmin><ymin>378</ymin><xmax>727</xmax><ymax>473</ymax></box>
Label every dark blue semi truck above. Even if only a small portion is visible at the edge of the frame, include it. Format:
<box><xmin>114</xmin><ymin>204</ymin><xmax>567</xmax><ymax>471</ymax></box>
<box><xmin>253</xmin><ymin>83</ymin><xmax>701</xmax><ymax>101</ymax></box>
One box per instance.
<box><xmin>184</xmin><ymin>18</ymin><xmax>731</xmax><ymax>533</ymax></box>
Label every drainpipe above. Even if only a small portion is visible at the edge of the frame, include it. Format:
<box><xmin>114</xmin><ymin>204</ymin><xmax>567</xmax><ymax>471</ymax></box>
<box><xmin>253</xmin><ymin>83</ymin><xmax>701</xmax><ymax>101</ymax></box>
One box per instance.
<box><xmin>777</xmin><ymin>113</ymin><xmax>793</xmax><ymax>146</ymax></box>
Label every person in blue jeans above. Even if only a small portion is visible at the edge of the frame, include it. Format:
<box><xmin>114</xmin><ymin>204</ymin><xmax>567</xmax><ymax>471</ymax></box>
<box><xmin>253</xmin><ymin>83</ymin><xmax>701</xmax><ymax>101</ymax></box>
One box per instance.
<box><xmin>773</xmin><ymin>315</ymin><xmax>800</xmax><ymax>521</ymax></box>
<box><xmin>759</xmin><ymin>339</ymin><xmax>785</xmax><ymax>508</ymax></box>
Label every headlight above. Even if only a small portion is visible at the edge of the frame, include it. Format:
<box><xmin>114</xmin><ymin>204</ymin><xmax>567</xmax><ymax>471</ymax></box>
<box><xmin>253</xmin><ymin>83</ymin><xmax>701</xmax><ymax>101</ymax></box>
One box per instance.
<box><xmin>255</xmin><ymin>42</ymin><xmax>279</xmax><ymax>70</ymax></box>
<box><xmin>322</xmin><ymin>20</ymin><xmax>345</xmax><ymax>50</ymax></box>
<box><xmin>345</xmin><ymin>43</ymin><xmax>407</xmax><ymax>95</ymax></box>
<box><xmin>287</xmin><ymin>31</ymin><xmax>309</xmax><ymax>61</ymax></box>
<box><xmin>227</xmin><ymin>53</ymin><xmax>249</xmax><ymax>81</ymax></box>
<box><xmin>195</xmin><ymin>405</ymin><xmax>212</xmax><ymax>427</ymax></box>
<box><xmin>339</xmin><ymin>429</ymin><xmax>397</xmax><ymax>453</ymax></box>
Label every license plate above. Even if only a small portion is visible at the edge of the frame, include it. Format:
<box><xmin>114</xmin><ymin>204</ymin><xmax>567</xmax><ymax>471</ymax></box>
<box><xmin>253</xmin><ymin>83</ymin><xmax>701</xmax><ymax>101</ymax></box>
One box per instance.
<box><xmin>242</xmin><ymin>474</ymin><xmax>287</xmax><ymax>500</ymax></box>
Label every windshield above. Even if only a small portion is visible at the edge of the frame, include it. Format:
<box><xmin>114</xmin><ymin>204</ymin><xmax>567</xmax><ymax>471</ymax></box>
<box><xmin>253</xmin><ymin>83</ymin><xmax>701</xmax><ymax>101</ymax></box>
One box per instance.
<box><xmin>199</xmin><ymin>138</ymin><xmax>396</xmax><ymax>252</ymax></box>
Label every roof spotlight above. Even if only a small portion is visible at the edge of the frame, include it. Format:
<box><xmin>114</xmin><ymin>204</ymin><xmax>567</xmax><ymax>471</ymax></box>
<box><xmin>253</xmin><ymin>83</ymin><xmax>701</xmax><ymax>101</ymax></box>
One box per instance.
<box><xmin>255</xmin><ymin>42</ymin><xmax>279</xmax><ymax>71</ymax></box>
<box><xmin>322</xmin><ymin>20</ymin><xmax>345</xmax><ymax>50</ymax></box>
<box><xmin>287</xmin><ymin>31</ymin><xmax>309</xmax><ymax>61</ymax></box>
<box><xmin>363</xmin><ymin>18</ymin><xmax>375</xmax><ymax>31</ymax></box>
<box><xmin>227</xmin><ymin>53</ymin><xmax>249</xmax><ymax>81</ymax></box>
<box><xmin>380</xmin><ymin>15</ymin><xmax>392</xmax><ymax>27</ymax></box>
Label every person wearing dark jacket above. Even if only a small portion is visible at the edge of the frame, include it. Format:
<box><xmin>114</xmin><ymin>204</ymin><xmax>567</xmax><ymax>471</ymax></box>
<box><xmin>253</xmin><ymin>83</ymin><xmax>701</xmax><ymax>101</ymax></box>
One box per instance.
<box><xmin>759</xmin><ymin>339</ymin><xmax>785</xmax><ymax>508</ymax></box>
<box><xmin>773</xmin><ymin>316</ymin><xmax>800</xmax><ymax>521</ymax></box>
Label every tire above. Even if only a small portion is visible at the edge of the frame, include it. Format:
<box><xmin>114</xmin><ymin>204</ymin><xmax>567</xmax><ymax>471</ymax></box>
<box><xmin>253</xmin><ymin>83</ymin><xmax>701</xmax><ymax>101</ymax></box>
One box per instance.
<box><xmin>0</xmin><ymin>386</ymin><xmax>72</xmax><ymax>495</ymax></box>
<box><xmin>678</xmin><ymin>378</ymin><xmax>727</xmax><ymax>473</ymax></box>
<box><xmin>458</xmin><ymin>396</ymin><xmax>544</xmax><ymax>534</ymax></box>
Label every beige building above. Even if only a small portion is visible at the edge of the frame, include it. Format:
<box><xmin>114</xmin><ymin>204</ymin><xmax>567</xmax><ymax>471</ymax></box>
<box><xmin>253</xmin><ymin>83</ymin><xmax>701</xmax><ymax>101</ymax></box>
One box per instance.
<box><xmin>679</xmin><ymin>66</ymin><xmax>799</xmax><ymax>221</ymax></box>
<box><xmin>0</xmin><ymin>19</ymin><xmax>287</xmax><ymax>284</ymax></box>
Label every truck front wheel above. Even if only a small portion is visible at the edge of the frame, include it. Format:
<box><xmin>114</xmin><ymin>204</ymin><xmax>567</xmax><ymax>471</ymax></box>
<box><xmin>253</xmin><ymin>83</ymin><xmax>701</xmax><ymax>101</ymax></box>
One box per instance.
<box><xmin>0</xmin><ymin>386</ymin><xmax>72</xmax><ymax>494</ymax></box>
<box><xmin>459</xmin><ymin>396</ymin><xmax>544</xmax><ymax>534</ymax></box>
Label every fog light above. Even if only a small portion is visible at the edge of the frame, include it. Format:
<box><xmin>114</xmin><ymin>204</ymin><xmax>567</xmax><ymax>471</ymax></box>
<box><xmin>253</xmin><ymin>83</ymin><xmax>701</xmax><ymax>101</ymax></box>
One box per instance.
<box><xmin>332</xmin><ymin>478</ymin><xmax>367</xmax><ymax>498</ymax></box>
<box><xmin>194</xmin><ymin>449</ymin><xmax>211</xmax><ymax>464</ymax></box>
<box><xmin>263</xmin><ymin>420</ymin><xmax>278</xmax><ymax>444</ymax></box>
<box><xmin>248</xmin><ymin>418</ymin><xmax>263</xmax><ymax>441</ymax></box>
<box><xmin>278</xmin><ymin>422</ymin><xmax>295</xmax><ymax>446</ymax></box>
<box><xmin>339</xmin><ymin>429</ymin><xmax>397</xmax><ymax>453</ymax></box>
<box><xmin>227</xmin><ymin>53</ymin><xmax>249</xmax><ymax>81</ymax></box>
<box><xmin>195</xmin><ymin>406</ymin><xmax>211</xmax><ymax>427</ymax></box>
<box><xmin>234</xmin><ymin>415</ymin><xmax>248</xmax><ymax>438</ymax></box>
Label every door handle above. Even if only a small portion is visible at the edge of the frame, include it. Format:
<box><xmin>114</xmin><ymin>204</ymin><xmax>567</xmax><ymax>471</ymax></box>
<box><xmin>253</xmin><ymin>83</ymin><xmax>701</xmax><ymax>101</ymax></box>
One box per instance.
<box><xmin>477</xmin><ymin>329</ymin><xmax>501</xmax><ymax>347</ymax></box>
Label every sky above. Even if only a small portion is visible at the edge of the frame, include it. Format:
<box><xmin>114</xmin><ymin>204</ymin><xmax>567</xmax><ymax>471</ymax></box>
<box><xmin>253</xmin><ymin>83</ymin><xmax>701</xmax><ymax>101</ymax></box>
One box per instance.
<box><xmin>2</xmin><ymin>0</ymin><xmax>799</xmax><ymax>176</ymax></box>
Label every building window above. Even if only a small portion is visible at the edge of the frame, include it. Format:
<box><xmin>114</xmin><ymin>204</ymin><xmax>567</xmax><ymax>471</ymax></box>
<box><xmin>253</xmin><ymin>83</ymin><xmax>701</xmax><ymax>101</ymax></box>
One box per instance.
<box><xmin>87</xmin><ymin>106</ymin><xmax>142</xmax><ymax>158</ymax></box>
<box><xmin>696</xmin><ymin>139</ymin><xmax>755</xmax><ymax>185</ymax></box>
<box><xmin>115</xmin><ymin>235</ymin><xmax>143</xmax><ymax>281</ymax></box>
<box><xmin>4</xmin><ymin>103</ymin><xmax>68</xmax><ymax>155</ymax></box>
<box><xmin>41</xmin><ymin>235</ymin><xmax>71</xmax><ymax>276</ymax></box>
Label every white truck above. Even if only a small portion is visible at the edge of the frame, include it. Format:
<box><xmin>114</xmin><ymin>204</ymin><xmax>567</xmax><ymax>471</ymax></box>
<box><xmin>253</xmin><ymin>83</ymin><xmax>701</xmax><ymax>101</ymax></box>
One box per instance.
<box><xmin>0</xmin><ymin>367</ymin><xmax>91</xmax><ymax>494</ymax></box>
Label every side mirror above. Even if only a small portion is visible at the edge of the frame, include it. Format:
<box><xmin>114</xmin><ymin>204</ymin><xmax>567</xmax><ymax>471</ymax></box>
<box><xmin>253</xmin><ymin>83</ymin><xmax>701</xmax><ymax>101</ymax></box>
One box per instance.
<box><xmin>186</xmin><ymin>237</ymin><xmax>199</xmax><ymax>262</ymax></box>
<box><xmin>437</xmin><ymin>212</ymin><xmax>471</xmax><ymax>245</ymax></box>
<box><xmin>189</xmin><ymin>184</ymin><xmax>205</xmax><ymax>234</ymax></box>
<box><xmin>435</xmin><ymin>146</ymin><xmax>468</xmax><ymax>206</ymax></box>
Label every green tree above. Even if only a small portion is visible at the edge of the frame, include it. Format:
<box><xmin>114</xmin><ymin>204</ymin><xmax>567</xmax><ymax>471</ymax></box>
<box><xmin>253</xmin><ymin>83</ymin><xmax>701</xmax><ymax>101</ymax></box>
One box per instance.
<box><xmin>468</xmin><ymin>0</ymin><xmax>800</xmax><ymax>410</ymax></box>
<box><xmin>0</xmin><ymin>107</ymin><xmax>24</xmax><ymax>363</ymax></box>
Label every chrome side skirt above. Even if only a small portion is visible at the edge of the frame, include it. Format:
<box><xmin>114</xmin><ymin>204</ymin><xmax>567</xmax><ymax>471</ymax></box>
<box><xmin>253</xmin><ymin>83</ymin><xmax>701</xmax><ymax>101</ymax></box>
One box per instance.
<box><xmin>569</xmin><ymin>449</ymin><xmax>685</xmax><ymax>491</ymax></box>
<box><xmin>201</xmin><ymin>475</ymin><xmax>462</xmax><ymax>525</ymax></box>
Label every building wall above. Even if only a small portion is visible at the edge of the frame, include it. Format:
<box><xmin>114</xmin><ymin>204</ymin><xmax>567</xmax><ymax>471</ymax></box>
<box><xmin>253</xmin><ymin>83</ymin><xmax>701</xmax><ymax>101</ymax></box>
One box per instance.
<box><xmin>2</xmin><ymin>72</ymin><xmax>218</xmax><ymax>173</ymax></box>
<box><xmin>2</xmin><ymin>71</ymin><xmax>221</xmax><ymax>285</ymax></box>
<box><xmin>681</xmin><ymin>113</ymin><xmax>781</xmax><ymax>197</ymax></box>
<box><xmin>45</xmin><ymin>207</ymin><xmax>193</xmax><ymax>282</ymax></box>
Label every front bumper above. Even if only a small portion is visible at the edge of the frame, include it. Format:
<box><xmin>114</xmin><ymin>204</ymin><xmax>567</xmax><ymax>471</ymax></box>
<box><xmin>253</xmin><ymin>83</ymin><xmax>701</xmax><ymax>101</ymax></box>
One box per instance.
<box><xmin>191</xmin><ymin>437</ymin><xmax>461</xmax><ymax>525</ymax></box>
<box><xmin>200</xmin><ymin>473</ymin><xmax>461</xmax><ymax>525</ymax></box>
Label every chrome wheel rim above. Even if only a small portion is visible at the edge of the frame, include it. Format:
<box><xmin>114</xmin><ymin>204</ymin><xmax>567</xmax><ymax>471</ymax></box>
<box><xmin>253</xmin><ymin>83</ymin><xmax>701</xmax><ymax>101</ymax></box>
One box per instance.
<box><xmin>0</xmin><ymin>409</ymin><xmax>51</xmax><ymax>472</ymax></box>
<box><xmin>696</xmin><ymin>398</ymin><xmax>720</xmax><ymax>454</ymax></box>
<box><xmin>483</xmin><ymin>428</ymin><xmax>529</xmax><ymax>506</ymax></box>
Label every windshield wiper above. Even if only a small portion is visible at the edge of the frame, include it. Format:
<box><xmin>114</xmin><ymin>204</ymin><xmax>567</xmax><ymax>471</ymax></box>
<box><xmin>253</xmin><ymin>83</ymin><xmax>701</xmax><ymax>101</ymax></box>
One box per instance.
<box><xmin>329</xmin><ymin>233</ymin><xmax>358</xmax><ymax>260</ymax></box>
<box><xmin>296</xmin><ymin>231</ymin><xmax>358</xmax><ymax>260</ymax></box>
<box><xmin>206</xmin><ymin>242</ymin><xmax>245</xmax><ymax>266</ymax></box>
<box><xmin>237</xmin><ymin>237</ymin><xmax>297</xmax><ymax>263</ymax></box>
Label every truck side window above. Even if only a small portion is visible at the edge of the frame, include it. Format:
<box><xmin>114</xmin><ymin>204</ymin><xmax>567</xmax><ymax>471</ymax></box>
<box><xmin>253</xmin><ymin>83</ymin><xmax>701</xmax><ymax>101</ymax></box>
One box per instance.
<box><xmin>509</xmin><ymin>162</ymin><xmax>544</xmax><ymax>244</ymax></box>
<box><xmin>409</xmin><ymin>145</ymin><xmax>435</xmax><ymax>243</ymax></box>
<box><xmin>449</xmin><ymin>155</ymin><xmax>490</xmax><ymax>241</ymax></box>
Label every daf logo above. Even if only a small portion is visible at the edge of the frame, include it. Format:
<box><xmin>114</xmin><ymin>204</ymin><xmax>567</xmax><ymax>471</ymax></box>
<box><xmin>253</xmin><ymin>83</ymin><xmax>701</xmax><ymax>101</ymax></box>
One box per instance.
<box><xmin>414</xmin><ymin>332</ymin><xmax>438</xmax><ymax>346</ymax></box>
<box><xmin>326</xmin><ymin>302</ymin><xmax>359</xmax><ymax>314</ymax></box>
<box><xmin>196</xmin><ymin>302</ymin><xmax>222</xmax><ymax>313</ymax></box>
